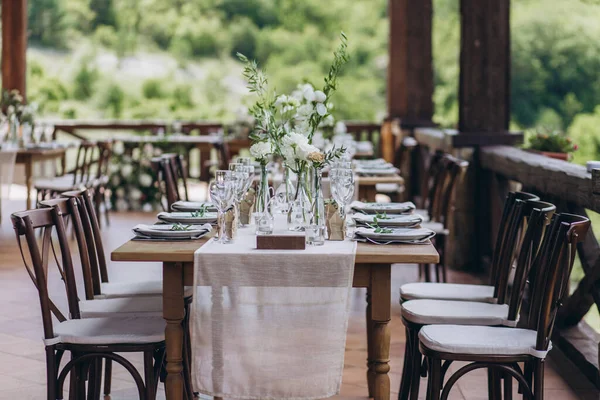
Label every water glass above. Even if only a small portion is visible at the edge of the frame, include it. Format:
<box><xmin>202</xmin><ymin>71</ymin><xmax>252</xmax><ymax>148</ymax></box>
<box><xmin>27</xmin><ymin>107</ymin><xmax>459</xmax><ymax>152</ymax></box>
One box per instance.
<box><xmin>305</xmin><ymin>224</ymin><xmax>325</xmax><ymax>246</ymax></box>
<box><xmin>254</xmin><ymin>212</ymin><xmax>274</xmax><ymax>235</ymax></box>
<box><xmin>210</xmin><ymin>170</ymin><xmax>235</xmax><ymax>243</ymax></box>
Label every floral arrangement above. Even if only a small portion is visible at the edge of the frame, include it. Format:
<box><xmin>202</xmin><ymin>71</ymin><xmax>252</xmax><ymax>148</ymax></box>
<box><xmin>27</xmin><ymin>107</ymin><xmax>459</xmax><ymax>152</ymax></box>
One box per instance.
<box><xmin>238</xmin><ymin>32</ymin><xmax>349</xmax><ymax>171</ymax></box>
<box><xmin>1</xmin><ymin>90</ymin><xmax>37</xmax><ymax>125</ymax></box>
<box><xmin>526</xmin><ymin>127</ymin><xmax>578</xmax><ymax>154</ymax></box>
<box><xmin>108</xmin><ymin>141</ymin><xmax>162</xmax><ymax>212</ymax></box>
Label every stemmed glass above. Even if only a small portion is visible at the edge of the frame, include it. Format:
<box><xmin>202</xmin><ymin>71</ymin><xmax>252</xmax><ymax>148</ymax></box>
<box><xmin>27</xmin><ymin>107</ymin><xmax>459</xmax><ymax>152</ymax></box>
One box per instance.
<box><xmin>209</xmin><ymin>170</ymin><xmax>235</xmax><ymax>244</ymax></box>
<box><xmin>229</xmin><ymin>163</ymin><xmax>250</xmax><ymax>226</ymax></box>
<box><xmin>331</xmin><ymin>169</ymin><xmax>355</xmax><ymax>236</ymax></box>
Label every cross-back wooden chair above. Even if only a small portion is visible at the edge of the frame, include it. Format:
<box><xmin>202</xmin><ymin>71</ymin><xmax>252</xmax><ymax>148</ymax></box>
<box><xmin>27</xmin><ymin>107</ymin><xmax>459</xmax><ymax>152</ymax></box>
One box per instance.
<box><xmin>418</xmin><ymin>154</ymin><xmax>469</xmax><ymax>282</ymax></box>
<box><xmin>11</xmin><ymin>205</ymin><xmax>166</xmax><ymax>400</ymax></box>
<box><xmin>398</xmin><ymin>199</ymin><xmax>556</xmax><ymax>400</ymax></box>
<box><xmin>400</xmin><ymin>191</ymin><xmax>541</xmax><ymax>304</ymax></box>
<box><xmin>90</xmin><ymin>140</ymin><xmax>113</xmax><ymax>228</ymax></box>
<box><xmin>35</xmin><ymin>141</ymin><xmax>103</xmax><ymax>206</ymax></box>
<box><xmin>152</xmin><ymin>154</ymin><xmax>188</xmax><ymax>211</ymax></box>
<box><xmin>418</xmin><ymin>212</ymin><xmax>590</xmax><ymax>400</ymax></box>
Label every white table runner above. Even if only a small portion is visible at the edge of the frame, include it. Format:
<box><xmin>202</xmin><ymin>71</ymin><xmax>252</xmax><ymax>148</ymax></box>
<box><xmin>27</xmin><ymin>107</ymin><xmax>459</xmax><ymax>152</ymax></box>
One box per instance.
<box><xmin>191</xmin><ymin>217</ymin><xmax>357</xmax><ymax>399</ymax></box>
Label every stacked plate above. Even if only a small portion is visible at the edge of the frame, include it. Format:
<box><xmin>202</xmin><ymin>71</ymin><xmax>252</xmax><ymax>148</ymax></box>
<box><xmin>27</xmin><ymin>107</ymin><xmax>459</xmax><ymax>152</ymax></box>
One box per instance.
<box><xmin>354</xmin><ymin>227</ymin><xmax>435</xmax><ymax>244</ymax></box>
<box><xmin>171</xmin><ymin>201</ymin><xmax>217</xmax><ymax>212</ymax></box>
<box><xmin>157</xmin><ymin>212</ymin><xmax>217</xmax><ymax>225</ymax></box>
<box><xmin>353</xmin><ymin>213</ymin><xmax>423</xmax><ymax>228</ymax></box>
<box><xmin>351</xmin><ymin>201</ymin><xmax>416</xmax><ymax>215</ymax></box>
<box><xmin>132</xmin><ymin>223</ymin><xmax>212</xmax><ymax>241</ymax></box>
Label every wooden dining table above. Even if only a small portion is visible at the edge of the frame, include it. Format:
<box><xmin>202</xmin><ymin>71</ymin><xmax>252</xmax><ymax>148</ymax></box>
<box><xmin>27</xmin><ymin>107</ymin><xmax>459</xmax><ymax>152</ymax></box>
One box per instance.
<box><xmin>357</xmin><ymin>175</ymin><xmax>404</xmax><ymax>201</ymax></box>
<box><xmin>111</xmin><ymin>236</ymin><xmax>438</xmax><ymax>400</ymax></box>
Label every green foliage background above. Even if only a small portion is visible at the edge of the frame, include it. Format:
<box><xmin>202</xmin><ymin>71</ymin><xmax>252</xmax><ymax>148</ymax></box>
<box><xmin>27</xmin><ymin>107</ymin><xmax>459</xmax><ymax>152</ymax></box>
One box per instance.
<box><xmin>15</xmin><ymin>0</ymin><xmax>600</xmax><ymax>165</ymax></box>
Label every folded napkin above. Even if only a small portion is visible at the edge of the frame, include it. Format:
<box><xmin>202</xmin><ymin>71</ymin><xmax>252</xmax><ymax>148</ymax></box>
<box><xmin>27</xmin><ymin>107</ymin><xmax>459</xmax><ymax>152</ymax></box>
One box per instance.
<box><xmin>355</xmin><ymin>166</ymin><xmax>400</xmax><ymax>176</ymax></box>
<box><xmin>157</xmin><ymin>211</ymin><xmax>218</xmax><ymax>224</ymax></box>
<box><xmin>133</xmin><ymin>223</ymin><xmax>212</xmax><ymax>240</ymax></box>
<box><xmin>353</xmin><ymin>227</ymin><xmax>435</xmax><ymax>244</ymax></box>
<box><xmin>351</xmin><ymin>201</ymin><xmax>416</xmax><ymax>214</ymax></box>
<box><xmin>171</xmin><ymin>201</ymin><xmax>217</xmax><ymax>212</ymax></box>
<box><xmin>353</xmin><ymin>213</ymin><xmax>423</xmax><ymax>227</ymax></box>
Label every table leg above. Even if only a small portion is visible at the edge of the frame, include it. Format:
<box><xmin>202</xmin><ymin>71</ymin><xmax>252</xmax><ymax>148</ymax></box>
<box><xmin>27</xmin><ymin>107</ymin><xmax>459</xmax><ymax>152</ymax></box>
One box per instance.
<box><xmin>25</xmin><ymin>159</ymin><xmax>33</xmax><ymax>210</ymax></box>
<box><xmin>366</xmin><ymin>264</ymin><xmax>391</xmax><ymax>400</ymax></box>
<box><xmin>163</xmin><ymin>262</ymin><xmax>185</xmax><ymax>400</ymax></box>
<box><xmin>211</xmin><ymin>285</ymin><xmax>224</xmax><ymax>397</ymax></box>
<box><xmin>366</xmin><ymin>287</ymin><xmax>375</xmax><ymax>397</ymax></box>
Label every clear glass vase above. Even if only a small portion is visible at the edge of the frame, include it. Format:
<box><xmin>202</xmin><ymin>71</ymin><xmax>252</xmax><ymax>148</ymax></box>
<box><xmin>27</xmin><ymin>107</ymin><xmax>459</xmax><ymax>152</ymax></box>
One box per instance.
<box><xmin>255</xmin><ymin>164</ymin><xmax>273</xmax><ymax>235</ymax></box>
<box><xmin>308</xmin><ymin>167</ymin><xmax>326</xmax><ymax>245</ymax></box>
<box><xmin>288</xmin><ymin>167</ymin><xmax>311</xmax><ymax>231</ymax></box>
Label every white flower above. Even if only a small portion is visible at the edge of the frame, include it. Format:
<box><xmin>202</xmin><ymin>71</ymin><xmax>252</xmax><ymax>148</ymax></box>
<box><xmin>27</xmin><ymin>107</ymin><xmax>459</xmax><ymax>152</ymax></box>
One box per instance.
<box><xmin>116</xmin><ymin>198</ymin><xmax>129</xmax><ymax>212</ymax></box>
<box><xmin>142</xmin><ymin>203</ymin><xmax>154</xmax><ymax>212</ymax></box>
<box><xmin>316</xmin><ymin>103</ymin><xmax>328</xmax><ymax>116</ymax></box>
<box><xmin>297</xmin><ymin>142</ymin><xmax>320</xmax><ymax>160</ymax></box>
<box><xmin>113</xmin><ymin>141</ymin><xmax>125</xmax><ymax>155</ymax></box>
<box><xmin>290</xmin><ymin>89</ymin><xmax>304</xmax><ymax>102</ymax></box>
<box><xmin>274</xmin><ymin>95</ymin><xmax>288</xmax><ymax>109</ymax></box>
<box><xmin>121</xmin><ymin>164</ymin><xmax>133</xmax><ymax>178</ymax></box>
<box><xmin>302</xmin><ymin>84</ymin><xmax>315</xmax><ymax>102</ymax></box>
<box><xmin>111</xmin><ymin>175</ymin><xmax>120</xmax><ymax>187</ymax></box>
<box><xmin>6</xmin><ymin>105</ymin><xmax>15</xmax><ymax>115</ymax></box>
<box><xmin>130</xmin><ymin>188</ymin><xmax>142</xmax><ymax>200</ymax></box>
<box><xmin>314</xmin><ymin>90</ymin><xmax>326</xmax><ymax>103</ymax></box>
<box><xmin>295</xmin><ymin>104</ymin><xmax>313</xmax><ymax>121</ymax></box>
<box><xmin>334</xmin><ymin>121</ymin><xmax>347</xmax><ymax>135</ymax></box>
<box><xmin>321</xmin><ymin>114</ymin><xmax>335</xmax><ymax>127</ymax></box>
<box><xmin>250</xmin><ymin>141</ymin><xmax>272</xmax><ymax>160</ymax></box>
<box><xmin>139</xmin><ymin>173</ymin><xmax>153</xmax><ymax>188</ymax></box>
<box><xmin>116</xmin><ymin>188</ymin><xmax>125</xmax><ymax>198</ymax></box>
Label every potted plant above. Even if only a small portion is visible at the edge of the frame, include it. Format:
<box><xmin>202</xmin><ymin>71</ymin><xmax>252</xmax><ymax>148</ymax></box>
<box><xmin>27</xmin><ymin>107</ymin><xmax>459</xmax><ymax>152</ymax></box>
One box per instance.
<box><xmin>525</xmin><ymin>128</ymin><xmax>578</xmax><ymax>161</ymax></box>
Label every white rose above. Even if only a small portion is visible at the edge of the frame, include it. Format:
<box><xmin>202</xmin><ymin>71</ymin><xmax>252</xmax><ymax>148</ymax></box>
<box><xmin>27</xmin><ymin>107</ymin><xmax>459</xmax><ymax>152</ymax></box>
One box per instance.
<box><xmin>139</xmin><ymin>173</ymin><xmax>153</xmax><ymax>188</ymax></box>
<box><xmin>314</xmin><ymin>90</ymin><xmax>326</xmax><ymax>103</ymax></box>
<box><xmin>334</xmin><ymin>121</ymin><xmax>347</xmax><ymax>135</ymax></box>
<box><xmin>297</xmin><ymin>142</ymin><xmax>320</xmax><ymax>160</ymax></box>
<box><xmin>316</xmin><ymin>103</ymin><xmax>328</xmax><ymax>116</ymax></box>
<box><xmin>302</xmin><ymin>85</ymin><xmax>315</xmax><ymax>102</ymax></box>
<box><xmin>121</xmin><ymin>164</ymin><xmax>133</xmax><ymax>178</ymax></box>
<box><xmin>250</xmin><ymin>141</ymin><xmax>272</xmax><ymax>160</ymax></box>
<box><xmin>130</xmin><ymin>188</ymin><xmax>142</xmax><ymax>200</ymax></box>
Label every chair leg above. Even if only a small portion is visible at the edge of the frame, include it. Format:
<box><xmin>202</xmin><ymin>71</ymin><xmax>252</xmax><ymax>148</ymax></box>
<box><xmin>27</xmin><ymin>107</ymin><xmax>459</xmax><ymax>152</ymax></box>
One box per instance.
<box><xmin>423</xmin><ymin>264</ymin><xmax>432</xmax><ymax>282</ymax></box>
<box><xmin>103</xmin><ymin>359</ymin><xmax>112</xmax><ymax>396</ymax></box>
<box><xmin>76</xmin><ymin>359</ymin><xmax>86</xmax><ymax>400</ymax></box>
<box><xmin>45</xmin><ymin>348</ymin><xmax>57</xmax><ymax>400</ymax></box>
<box><xmin>533</xmin><ymin>360</ymin><xmax>545</xmax><ymax>400</ymax></box>
<box><xmin>503</xmin><ymin>372</ymin><xmax>513</xmax><ymax>400</ymax></box>
<box><xmin>103</xmin><ymin>190</ymin><xmax>111</xmax><ymax>227</ymax></box>
<box><xmin>144</xmin><ymin>350</ymin><xmax>156</xmax><ymax>400</ymax></box>
<box><xmin>488</xmin><ymin>368</ymin><xmax>501</xmax><ymax>400</ymax></box>
<box><xmin>427</xmin><ymin>357</ymin><xmax>442</xmax><ymax>400</ymax></box>
<box><xmin>86</xmin><ymin>358</ymin><xmax>99</xmax><ymax>400</ymax></box>
<box><xmin>398</xmin><ymin>327</ymin><xmax>413</xmax><ymax>400</ymax></box>
<box><xmin>409</xmin><ymin>327</ymin><xmax>422</xmax><ymax>400</ymax></box>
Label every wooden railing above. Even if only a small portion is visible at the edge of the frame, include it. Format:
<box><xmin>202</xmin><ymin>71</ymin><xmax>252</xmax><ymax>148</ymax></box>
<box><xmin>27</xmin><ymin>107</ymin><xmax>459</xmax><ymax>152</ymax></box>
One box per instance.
<box><xmin>407</xmin><ymin>128</ymin><xmax>600</xmax><ymax>389</ymax></box>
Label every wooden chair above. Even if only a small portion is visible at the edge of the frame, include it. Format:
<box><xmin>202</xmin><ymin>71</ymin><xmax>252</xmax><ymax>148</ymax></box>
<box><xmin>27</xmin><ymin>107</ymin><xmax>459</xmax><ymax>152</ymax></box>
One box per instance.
<box><xmin>375</xmin><ymin>136</ymin><xmax>418</xmax><ymax>202</ymax></box>
<box><xmin>53</xmin><ymin>189</ymin><xmax>195</xmax><ymax>399</ymax></box>
<box><xmin>418</xmin><ymin>212</ymin><xmax>590</xmax><ymax>400</ymax></box>
<box><xmin>400</xmin><ymin>191</ymin><xmax>540</xmax><ymax>303</ymax></box>
<box><xmin>89</xmin><ymin>140</ymin><xmax>113</xmax><ymax>228</ymax></box>
<box><xmin>152</xmin><ymin>154</ymin><xmax>189</xmax><ymax>211</ymax></box>
<box><xmin>419</xmin><ymin>155</ymin><xmax>469</xmax><ymax>282</ymax></box>
<box><xmin>398</xmin><ymin>199</ymin><xmax>556</xmax><ymax>400</ymax></box>
<box><xmin>11</xmin><ymin>205</ymin><xmax>166</xmax><ymax>400</ymax></box>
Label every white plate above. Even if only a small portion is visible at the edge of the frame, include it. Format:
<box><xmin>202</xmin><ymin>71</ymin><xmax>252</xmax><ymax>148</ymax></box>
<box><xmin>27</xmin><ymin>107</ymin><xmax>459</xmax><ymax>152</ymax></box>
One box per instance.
<box><xmin>353</xmin><ymin>213</ymin><xmax>423</xmax><ymax>227</ymax></box>
<box><xmin>351</xmin><ymin>201</ymin><xmax>416</xmax><ymax>214</ymax></box>
<box><xmin>133</xmin><ymin>223</ymin><xmax>212</xmax><ymax>239</ymax></box>
<box><xmin>171</xmin><ymin>201</ymin><xmax>217</xmax><ymax>212</ymax></box>
<box><xmin>157</xmin><ymin>212</ymin><xmax>217</xmax><ymax>224</ymax></box>
<box><xmin>354</xmin><ymin>227</ymin><xmax>435</xmax><ymax>241</ymax></box>
<box><xmin>355</xmin><ymin>167</ymin><xmax>399</xmax><ymax>176</ymax></box>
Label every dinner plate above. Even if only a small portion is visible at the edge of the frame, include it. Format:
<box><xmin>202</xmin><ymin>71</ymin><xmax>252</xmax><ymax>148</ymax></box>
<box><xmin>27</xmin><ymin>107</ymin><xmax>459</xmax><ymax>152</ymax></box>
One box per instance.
<box><xmin>352</xmin><ymin>213</ymin><xmax>423</xmax><ymax>227</ymax></box>
<box><xmin>171</xmin><ymin>201</ymin><xmax>217</xmax><ymax>212</ymax></box>
<box><xmin>351</xmin><ymin>201</ymin><xmax>416</xmax><ymax>214</ymax></box>
<box><xmin>157</xmin><ymin>212</ymin><xmax>218</xmax><ymax>224</ymax></box>
<box><xmin>133</xmin><ymin>223</ymin><xmax>212</xmax><ymax>239</ymax></box>
<box><xmin>354</xmin><ymin>227</ymin><xmax>435</xmax><ymax>242</ymax></box>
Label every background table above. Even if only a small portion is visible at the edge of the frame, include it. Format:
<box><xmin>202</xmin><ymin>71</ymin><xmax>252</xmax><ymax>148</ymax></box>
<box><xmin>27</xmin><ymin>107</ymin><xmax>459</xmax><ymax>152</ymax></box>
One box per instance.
<box><xmin>112</xmin><ymin>236</ymin><xmax>438</xmax><ymax>400</ymax></box>
<box><xmin>16</xmin><ymin>147</ymin><xmax>68</xmax><ymax>209</ymax></box>
<box><xmin>357</xmin><ymin>175</ymin><xmax>404</xmax><ymax>201</ymax></box>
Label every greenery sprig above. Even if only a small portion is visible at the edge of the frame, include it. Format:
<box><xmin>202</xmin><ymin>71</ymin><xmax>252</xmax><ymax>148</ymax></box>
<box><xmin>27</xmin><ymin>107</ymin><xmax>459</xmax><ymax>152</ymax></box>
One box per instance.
<box><xmin>191</xmin><ymin>204</ymin><xmax>209</xmax><ymax>218</ymax></box>
<box><xmin>372</xmin><ymin>217</ymin><xmax>393</xmax><ymax>234</ymax></box>
<box><xmin>170</xmin><ymin>223</ymin><xmax>192</xmax><ymax>231</ymax></box>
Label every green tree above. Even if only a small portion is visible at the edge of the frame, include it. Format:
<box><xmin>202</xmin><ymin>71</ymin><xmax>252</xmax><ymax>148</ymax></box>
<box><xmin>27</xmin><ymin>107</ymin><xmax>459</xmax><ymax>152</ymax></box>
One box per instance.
<box><xmin>73</xmin><ymin>61</ymin><xmax>99</xmax><ymax>100</ymax></box>
<box><xmin>90</xmin><ymin>0</ymin><xmax>116</xmax><ymax>27</ymax></box>
<box><xmin>28</xmin><ymin>0</ymin><xmax>69</xmax><ymax>47</ymax></box>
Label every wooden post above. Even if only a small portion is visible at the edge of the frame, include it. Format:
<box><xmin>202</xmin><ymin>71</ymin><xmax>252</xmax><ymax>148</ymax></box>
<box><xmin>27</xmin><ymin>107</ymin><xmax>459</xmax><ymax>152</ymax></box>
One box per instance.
<box><xmin>387</xmin><ymin>0</ymin><xmax>434</xmax><ymax>124</ymax></box>
<box><xmin>1</xmin><ymin>0</ymin><xmax>28</xmax><ymax>98</ymax></box>
<box><xmin>453</xmin><ymin>0</ymin><xmax>511</xmax><ymax>270</ymax></box>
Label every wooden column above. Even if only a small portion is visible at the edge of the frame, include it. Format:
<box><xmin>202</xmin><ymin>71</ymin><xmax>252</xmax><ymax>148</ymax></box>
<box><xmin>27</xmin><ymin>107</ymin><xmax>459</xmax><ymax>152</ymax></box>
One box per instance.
<box><xmin>454</xmin><ymin>0</ymin><xmax>511</xmax><ymax>270</ymax></box>
<box><xmin>1</xmin><ymin>0</ymin><xmax>28</xmax><ymax>98</ymax></box>
<box><xmin>387</xmin><ymin>0</ymin><xmax>434</xmax><ymax>124</ymax></box>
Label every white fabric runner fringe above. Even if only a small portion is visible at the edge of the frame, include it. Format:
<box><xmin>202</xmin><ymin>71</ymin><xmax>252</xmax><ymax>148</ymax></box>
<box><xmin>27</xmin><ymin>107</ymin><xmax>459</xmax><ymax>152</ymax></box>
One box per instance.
<box><xmin>191</xmin><ymin>216</ymin><xmax>357</xmax><ymax>399</ymax></box>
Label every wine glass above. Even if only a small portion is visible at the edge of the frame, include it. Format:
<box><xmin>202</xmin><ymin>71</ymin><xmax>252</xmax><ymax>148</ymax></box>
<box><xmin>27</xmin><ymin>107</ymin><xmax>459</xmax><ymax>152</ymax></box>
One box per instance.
<box><xmin>229</xmin><ymin>163</ymin><xmax>250</xmax><ymax>226</ymax></box>
<box><xmin>209</xmin><ymin>170</ymin><xmax>235</xmax><ymax>243</ymax></box>
<box><xmin>331</xmin><ymin>169</ymin><xmax>355</xmax><ymax>222</ymax></box>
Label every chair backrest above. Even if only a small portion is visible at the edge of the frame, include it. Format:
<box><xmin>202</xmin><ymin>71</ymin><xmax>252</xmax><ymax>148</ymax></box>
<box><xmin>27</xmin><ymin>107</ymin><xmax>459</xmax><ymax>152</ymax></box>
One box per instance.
<box><xmin>96</xmin><ymin>140</ymin><xmax>113</xmax><ymax>181</ymax></box>
<box><xmin>429</xmin><ymin>155</ymin><xmax>469</xmax><ymax>225</ymax></box>
<box><xmin>71</xmin><ymin>141</ymin><xmax>99</xmax><ymax>185</ymax></box>
<box><xmin>11</xmin><ymin>204</ymin><xmax>87</xmax><ymax>340</ymax></box>
<box><xmin>419</xmin><ymin>150</ymin><xmax>445</xmax><ymax>212</ymax></box>
<box><xmin>162</xmin><ymin>153</ymin><xmax>189</xmax><ymax>201</ymax></box>
<box><xmin>152</xmin><ymin>156</ymin><xmax>181</xmax><ymax>211</ymax></box>
<box><xmin>61</xmin><ymin>189</ymin><xmax>109</xmax><ymax>294</ymax></box>
<box><xmin>525</xmin><ymin>213</ymin><xmax>589</xmax><ymax>351</ymax></box>
<box><xmin>501</xmin><ymin>200</ymin><xmax>556</xmax><ymax>318</ymax></box>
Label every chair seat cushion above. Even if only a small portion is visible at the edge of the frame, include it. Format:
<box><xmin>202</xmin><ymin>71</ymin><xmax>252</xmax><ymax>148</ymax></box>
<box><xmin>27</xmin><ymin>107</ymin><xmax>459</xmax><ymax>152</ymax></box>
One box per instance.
<box><xmin>419</xmin><ymin>324</ymin><xmax>550</xmax><ymax>359</ymax></box>
<box><xmin>34</xmin><ymin>175</ymin><xmax>85</xmax><ymax>192</ymax></box>
<box><xmin>99</xmin><ymin>280</ymin><xmax>194</xmax><ymax>299</ymax></box>
<box><xmin>375</xmin><ymin>183</ymin><xmax>404</xmax><ymax>193</ymax></box>
<box><xmin>400</xmin><ymin>282</ymin><xmax>496</xmax><ymax>303</ymax></box>
<box><xmin>46</xmin><ymin>317</ymin><xmax>165</xmax><ymax>346</ymax></box>
<box><xmin>420</xmin><ymin>221</ymin><xmax>449</xmax><ymax>235</ymax></box>
<box><xmin>80</xmin><ymin>296</ymin><xmax>163</xmax><ymax>318</ymax></box>
<box><xmin>401</xmin><ymin>299</ymin><xmax>513</xmax><ymax>326</ymax></box>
